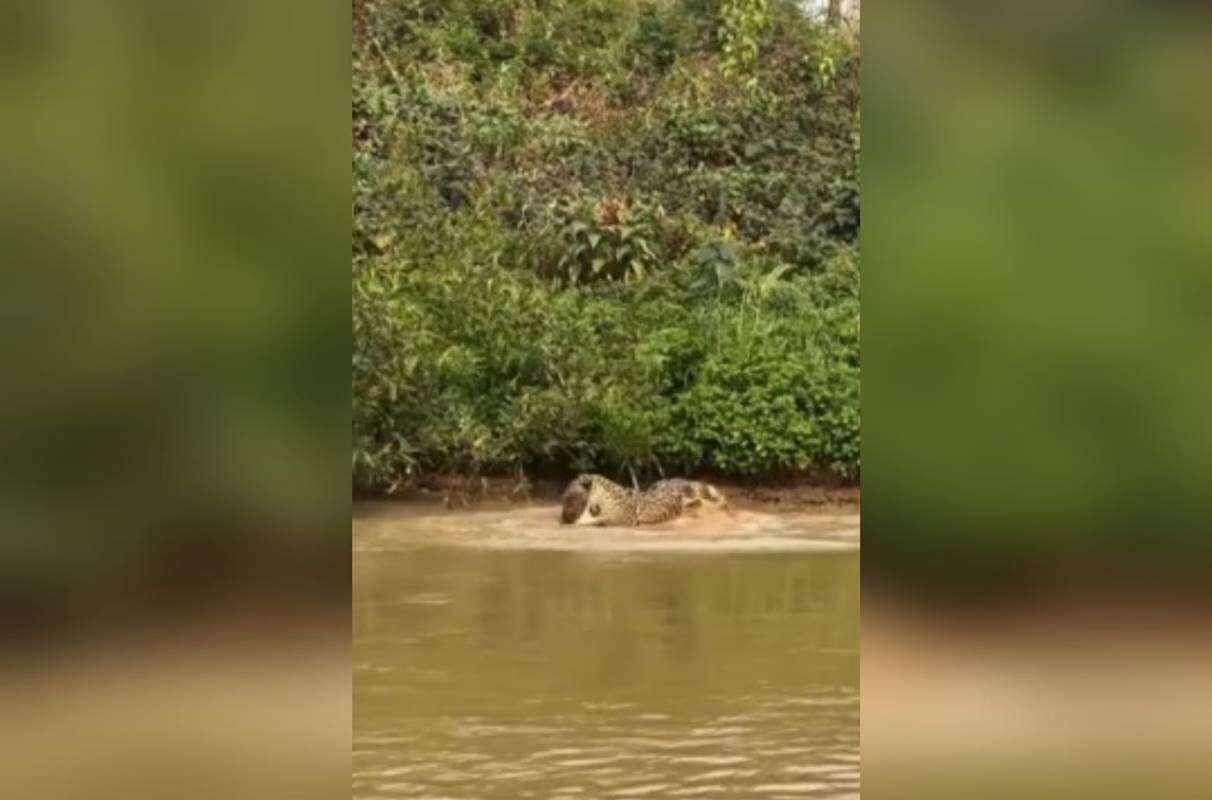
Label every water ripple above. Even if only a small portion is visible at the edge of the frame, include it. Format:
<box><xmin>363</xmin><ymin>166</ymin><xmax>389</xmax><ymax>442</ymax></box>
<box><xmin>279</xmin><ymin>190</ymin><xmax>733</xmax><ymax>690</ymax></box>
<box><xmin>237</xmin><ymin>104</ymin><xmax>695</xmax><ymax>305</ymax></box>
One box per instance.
<box><xmin>354</xmin><ymin>521</ymin><xmax>858</xmax><ymax>799</ymax></box>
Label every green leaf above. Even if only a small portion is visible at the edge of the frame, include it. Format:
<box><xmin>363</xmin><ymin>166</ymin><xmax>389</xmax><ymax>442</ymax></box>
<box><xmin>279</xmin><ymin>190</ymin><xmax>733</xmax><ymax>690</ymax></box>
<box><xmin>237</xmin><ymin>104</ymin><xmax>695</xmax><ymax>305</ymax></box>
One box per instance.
<box><xmin>765</xmin><ymin>263</ymin><xmax>792</xmax><ymax>283</ymax></box>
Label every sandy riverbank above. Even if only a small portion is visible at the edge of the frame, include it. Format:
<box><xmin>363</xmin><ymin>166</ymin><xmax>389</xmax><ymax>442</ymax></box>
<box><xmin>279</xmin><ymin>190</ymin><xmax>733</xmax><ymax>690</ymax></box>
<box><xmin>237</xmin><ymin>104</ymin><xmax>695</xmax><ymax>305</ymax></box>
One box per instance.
<box><xmin>356</xmin><ymin>474</ymin><xmax>859</xmax><ymax>515</ymax></box>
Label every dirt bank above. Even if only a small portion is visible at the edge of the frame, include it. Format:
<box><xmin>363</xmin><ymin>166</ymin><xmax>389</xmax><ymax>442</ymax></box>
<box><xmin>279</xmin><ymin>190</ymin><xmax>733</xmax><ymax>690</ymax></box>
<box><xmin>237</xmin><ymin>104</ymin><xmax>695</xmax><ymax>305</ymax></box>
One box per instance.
<box><xmin>355</xmin><ymin>473</ymin><xmax>859</xmax><ymax>515</ymax></box>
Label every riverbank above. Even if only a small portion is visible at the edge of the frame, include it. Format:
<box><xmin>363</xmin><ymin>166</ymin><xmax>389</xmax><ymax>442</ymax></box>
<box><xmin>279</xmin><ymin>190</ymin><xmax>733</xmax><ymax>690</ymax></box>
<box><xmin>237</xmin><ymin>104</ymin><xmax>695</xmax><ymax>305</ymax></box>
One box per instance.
<box><xmin>355</xmin><ymin>473</ymin><xmax>859</xmax><ymax>515</ymax></box>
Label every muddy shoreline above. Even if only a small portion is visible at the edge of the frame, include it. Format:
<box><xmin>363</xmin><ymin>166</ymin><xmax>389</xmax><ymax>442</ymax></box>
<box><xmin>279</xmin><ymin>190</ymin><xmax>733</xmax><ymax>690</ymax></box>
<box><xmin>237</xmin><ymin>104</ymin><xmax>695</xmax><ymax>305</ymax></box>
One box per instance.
<box><xmin>355</xmin><ymin>474</ymin><xmax>860</xmax><ymax>515</ymax></box>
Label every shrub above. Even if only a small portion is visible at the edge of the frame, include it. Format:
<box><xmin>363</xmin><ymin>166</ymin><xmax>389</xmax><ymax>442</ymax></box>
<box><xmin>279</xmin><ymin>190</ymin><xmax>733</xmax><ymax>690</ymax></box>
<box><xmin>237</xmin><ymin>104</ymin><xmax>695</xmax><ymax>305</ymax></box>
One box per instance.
<box><xmin>553</xmin><ymin>196</ymin><xmax>665</xmax><ymax>284</ymax></box>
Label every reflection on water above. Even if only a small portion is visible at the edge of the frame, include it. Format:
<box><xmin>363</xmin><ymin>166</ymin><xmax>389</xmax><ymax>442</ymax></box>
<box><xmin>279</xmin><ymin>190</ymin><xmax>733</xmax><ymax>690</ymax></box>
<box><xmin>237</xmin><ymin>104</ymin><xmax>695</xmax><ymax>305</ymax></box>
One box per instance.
<box><xmin>354</xmin><ymin>506</ymin><xmax>859</xmax><ymax>799</ymax></box>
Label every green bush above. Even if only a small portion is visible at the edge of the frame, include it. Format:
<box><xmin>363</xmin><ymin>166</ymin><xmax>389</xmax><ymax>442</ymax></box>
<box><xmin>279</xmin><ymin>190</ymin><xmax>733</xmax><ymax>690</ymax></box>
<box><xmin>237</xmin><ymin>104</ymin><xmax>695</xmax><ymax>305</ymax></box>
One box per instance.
<box><xmin>353</xmin><ymin>0</ymin><xmax>860</xmax><ymax>486</ymax></box>
<box><xmin>553</xmin><ymin>196</ymin><xmax>665</xmax><ymax>284</ymax></box>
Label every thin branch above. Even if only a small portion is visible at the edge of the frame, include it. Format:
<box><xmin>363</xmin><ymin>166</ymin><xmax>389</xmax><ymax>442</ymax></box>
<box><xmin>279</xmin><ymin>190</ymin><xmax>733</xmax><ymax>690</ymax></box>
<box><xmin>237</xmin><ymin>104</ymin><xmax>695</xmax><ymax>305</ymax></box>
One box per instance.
<box><xmin>371</xmin><ymin>35</ymin><xmax>407</xmax><ymax>97</ymax></box>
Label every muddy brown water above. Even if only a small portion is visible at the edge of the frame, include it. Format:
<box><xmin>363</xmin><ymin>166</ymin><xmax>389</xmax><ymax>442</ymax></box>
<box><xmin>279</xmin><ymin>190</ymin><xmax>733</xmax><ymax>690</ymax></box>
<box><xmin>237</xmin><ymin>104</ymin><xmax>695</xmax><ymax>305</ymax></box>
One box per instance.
<box><xmin>354</xmin><ymin>504</ymin><xmax>859</xmax><ymax>799</ymax></box>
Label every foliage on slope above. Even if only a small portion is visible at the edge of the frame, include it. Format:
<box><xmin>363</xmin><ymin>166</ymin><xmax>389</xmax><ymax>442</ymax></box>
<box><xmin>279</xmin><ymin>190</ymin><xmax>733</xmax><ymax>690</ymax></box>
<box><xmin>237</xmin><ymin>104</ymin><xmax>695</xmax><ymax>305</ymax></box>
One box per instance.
<box><xmin>353</xmin><ymin>0</ymin><xmax>860</xmax><ymax>485</ymax></box>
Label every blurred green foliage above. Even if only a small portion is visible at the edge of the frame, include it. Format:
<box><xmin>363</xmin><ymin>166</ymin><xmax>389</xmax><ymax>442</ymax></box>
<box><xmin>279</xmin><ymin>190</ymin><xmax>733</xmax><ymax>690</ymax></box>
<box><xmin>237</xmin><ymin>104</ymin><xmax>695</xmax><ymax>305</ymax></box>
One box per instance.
<box><xmin>0</xmin><ymin>1</ymin><xmax>349</xmax><ymax>628</ymax></box>
<box><xmin>863</xmin><ymin>0</ymin><xmax>1212</xmax><ymax>588</ymax></box>
<box><xmin>353</xmin><ymin>0</ymin><xmax>860</xmax><ymax>486</ymax></box>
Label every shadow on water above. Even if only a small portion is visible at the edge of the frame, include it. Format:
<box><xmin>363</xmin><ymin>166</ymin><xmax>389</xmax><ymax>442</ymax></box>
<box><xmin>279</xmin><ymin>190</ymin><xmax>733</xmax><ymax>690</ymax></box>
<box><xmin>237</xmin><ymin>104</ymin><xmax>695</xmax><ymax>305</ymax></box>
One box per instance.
<box><xmin>354</xmin><ymin>505</ymin><xmax>859</xmax><ymax>799</ymax></box>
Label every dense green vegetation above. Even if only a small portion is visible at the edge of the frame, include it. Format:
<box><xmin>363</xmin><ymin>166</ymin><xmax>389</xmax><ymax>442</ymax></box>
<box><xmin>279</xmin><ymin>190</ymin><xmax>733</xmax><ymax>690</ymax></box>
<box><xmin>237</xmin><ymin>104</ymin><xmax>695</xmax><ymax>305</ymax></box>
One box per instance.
<box><xmin>353</xmin><ymin>0</ymin><xmax>859</xmax><ymax>487</ymax></box>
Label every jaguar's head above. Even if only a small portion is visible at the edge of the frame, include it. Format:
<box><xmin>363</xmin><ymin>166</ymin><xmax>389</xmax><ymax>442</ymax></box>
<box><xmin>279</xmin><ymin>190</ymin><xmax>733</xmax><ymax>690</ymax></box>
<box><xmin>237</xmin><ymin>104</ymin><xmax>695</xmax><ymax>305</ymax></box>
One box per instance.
<box><xmin>560</xmin><ymin>474</ymin><xmax>629</xmax><ymax>526</ymax></box>
<box><xmin>559</xmin><ymin>474</ymin><xmax>594</xmax><ymax>524</ymax></box>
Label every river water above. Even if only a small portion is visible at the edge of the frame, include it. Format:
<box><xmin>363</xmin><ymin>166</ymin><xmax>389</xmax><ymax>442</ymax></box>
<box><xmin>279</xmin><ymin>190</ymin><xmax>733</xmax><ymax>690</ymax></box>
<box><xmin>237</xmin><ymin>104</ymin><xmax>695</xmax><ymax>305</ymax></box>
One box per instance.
<box><xmin>354</xmin><ymin>504</ymin><xmax>859</xmax><ymax>799</ymax></box>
